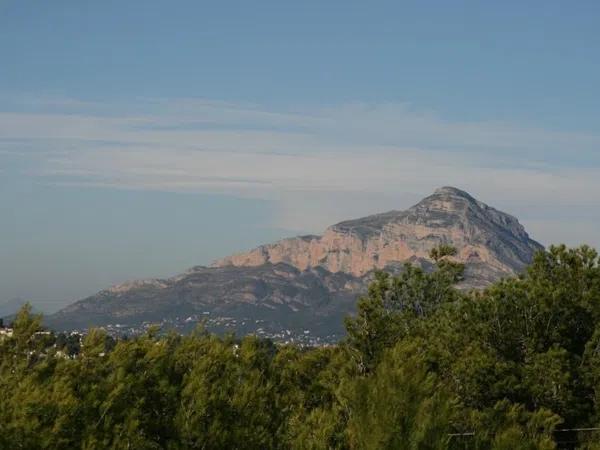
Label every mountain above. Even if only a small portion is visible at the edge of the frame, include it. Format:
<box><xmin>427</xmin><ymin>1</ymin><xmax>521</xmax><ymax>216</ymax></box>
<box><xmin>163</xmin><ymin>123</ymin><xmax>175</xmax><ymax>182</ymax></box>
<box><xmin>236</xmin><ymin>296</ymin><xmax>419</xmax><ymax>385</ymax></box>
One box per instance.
<box><xmin>213</xmin><ymin>187</ymin><xmax>543</xmax><ymax>288</ymax></box>
<box><xmin>47</xmin><ymin>264</ymin><xmax>361</xmax><ymax>341</ymax></box>
<box><xmin>46</xmin><ymin>187</ymin><xmax>543</xmax><ymax>341</ymax></box>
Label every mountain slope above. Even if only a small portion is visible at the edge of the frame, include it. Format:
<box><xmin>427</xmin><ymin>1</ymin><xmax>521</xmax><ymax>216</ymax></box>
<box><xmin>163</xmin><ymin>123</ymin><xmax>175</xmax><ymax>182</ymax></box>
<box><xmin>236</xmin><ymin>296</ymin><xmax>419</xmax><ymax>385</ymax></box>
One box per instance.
<box><xmin>46</xmin><ymin>187</ymin><xmax>543</xmax><ymax>339</ymax></box>
<box><xmin>48</xmin><ymin>264</ymin><xmax>361</xmax><ymax>340</ymax></box>
<box><xmin>213</xmin><ymin>187</ymin><xmax>543</xmax><ymax>286</ymax></box>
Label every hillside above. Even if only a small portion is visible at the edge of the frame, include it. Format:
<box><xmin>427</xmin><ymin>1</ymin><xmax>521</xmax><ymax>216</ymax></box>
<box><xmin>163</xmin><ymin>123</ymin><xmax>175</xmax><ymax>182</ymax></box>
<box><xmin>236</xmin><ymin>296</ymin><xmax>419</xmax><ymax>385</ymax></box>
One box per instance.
<box><xmin>46</xmin><ymin>187</ymin><xmax>543</xmax><ymax>339</ymax></box>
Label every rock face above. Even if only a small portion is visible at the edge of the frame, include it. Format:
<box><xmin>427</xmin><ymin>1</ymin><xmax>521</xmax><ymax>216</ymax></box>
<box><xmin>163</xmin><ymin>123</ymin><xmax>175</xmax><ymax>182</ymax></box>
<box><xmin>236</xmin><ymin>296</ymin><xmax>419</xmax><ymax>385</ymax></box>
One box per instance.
<box><xmin>46</xmin><ymin>187</ymin><xmax>543</xmax><ymax>339</ymax></box>
<box><xmin>213</xmin><ymin>187</ymin><xmax>543</xmax><ymax>288</ymax></box>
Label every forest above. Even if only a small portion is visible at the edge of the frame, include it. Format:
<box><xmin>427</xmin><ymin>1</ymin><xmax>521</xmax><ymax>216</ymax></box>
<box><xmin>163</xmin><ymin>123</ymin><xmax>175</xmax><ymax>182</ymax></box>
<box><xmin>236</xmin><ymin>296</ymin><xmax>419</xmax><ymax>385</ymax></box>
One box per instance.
<box><xmin>2</xmin><ymin>245</ymin><xmax>600</xmax><ymax>449</ymax></box>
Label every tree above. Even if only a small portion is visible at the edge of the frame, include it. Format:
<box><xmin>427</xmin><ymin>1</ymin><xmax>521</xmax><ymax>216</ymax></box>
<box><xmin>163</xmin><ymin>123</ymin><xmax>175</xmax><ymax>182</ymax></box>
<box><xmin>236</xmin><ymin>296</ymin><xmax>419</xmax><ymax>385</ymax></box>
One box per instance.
<box><xmin>176</xmin><ymin>335</ymin><xmax>281</xmax><ymax>449</ymax></box>
<box><xmin>344</xmin><ymin>342</ymin><xmax>456</xmax><ymax>450</ymax></box>
<box><xmin>11</xmin><ymin>303</ymin><xmax>45</xmax><ymax>352</ymax></box>
<box><xmin>345</xmin><ymin>245</ymin><xmax>465</xmax><ymax>373</ymax></box>
<box><xmin>1</xmin><ymin>245</ymin><xmax>600</xmax><ymax>448</ymax></box>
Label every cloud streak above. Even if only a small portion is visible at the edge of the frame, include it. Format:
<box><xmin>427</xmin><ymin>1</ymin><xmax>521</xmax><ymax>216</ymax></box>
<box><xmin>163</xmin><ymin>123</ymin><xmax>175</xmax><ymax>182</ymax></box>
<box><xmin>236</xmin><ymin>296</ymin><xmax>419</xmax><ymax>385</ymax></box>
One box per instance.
<box><xmin>1</xmin><ymin>95</ymin><xmax>598</xmax><ymax>244</ymax></box>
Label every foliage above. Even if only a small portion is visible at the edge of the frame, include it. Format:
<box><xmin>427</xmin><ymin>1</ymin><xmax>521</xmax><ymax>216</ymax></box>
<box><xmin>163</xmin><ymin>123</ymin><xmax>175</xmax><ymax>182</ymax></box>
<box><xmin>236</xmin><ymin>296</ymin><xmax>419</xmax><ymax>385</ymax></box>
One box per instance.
<box><xmin>1</xmin><ymin>245</ymin><xmax>600</xmax><ymax>448</ymax></box>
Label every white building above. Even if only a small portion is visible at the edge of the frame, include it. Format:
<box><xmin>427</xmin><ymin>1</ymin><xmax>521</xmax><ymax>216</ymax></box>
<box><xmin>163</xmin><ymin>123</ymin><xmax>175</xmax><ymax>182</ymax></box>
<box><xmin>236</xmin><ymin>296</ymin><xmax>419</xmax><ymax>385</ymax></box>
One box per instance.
<box><xmin>0</xmin><ymin>327</ymin><xmax>14</xmax><ymax>339</ymax></box>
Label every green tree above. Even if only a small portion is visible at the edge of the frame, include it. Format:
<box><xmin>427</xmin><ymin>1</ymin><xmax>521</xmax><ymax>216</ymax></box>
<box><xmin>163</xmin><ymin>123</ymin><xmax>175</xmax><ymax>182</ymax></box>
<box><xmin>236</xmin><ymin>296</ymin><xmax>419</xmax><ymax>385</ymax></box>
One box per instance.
<box><xmin>176</xmin><ymin>335</ymin><xmax>280</xmax><ymax>449</ymax></box>
<box><xmin>344</xmin><ymin>342</ymin><xmax>456</xmax><ymax>450</ymax></box>
<box><xmin>345</xmin><ymin>245</ymin><xmax>465</xmax><ymax>373</ymax></box>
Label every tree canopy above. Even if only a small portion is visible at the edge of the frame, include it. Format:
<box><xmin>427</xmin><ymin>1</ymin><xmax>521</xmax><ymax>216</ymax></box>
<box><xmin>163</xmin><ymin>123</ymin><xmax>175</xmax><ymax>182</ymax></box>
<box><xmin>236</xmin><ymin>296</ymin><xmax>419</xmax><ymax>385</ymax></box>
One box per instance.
<box><xmin>2</xmin><ymin>245</ymin><xmax>600</xmax><ymax>448</ymax></box>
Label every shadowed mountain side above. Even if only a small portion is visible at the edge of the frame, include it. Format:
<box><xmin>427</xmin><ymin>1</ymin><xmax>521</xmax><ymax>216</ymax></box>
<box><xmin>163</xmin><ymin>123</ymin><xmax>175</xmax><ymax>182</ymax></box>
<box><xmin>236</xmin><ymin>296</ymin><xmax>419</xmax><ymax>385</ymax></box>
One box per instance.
<box><xmin>45</xmin><ymin>263</ymin><xmax>363</xmax><ymax>338</ymax></box>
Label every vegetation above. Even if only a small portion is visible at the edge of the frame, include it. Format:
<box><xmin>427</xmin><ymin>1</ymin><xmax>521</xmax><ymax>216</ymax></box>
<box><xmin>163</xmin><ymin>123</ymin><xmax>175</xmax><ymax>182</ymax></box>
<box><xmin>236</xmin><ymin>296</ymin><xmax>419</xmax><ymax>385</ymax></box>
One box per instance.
<box><xmin>2</xmin><ymin>245</ymin><xmax>600</xmax><ymax>449</ymax></box>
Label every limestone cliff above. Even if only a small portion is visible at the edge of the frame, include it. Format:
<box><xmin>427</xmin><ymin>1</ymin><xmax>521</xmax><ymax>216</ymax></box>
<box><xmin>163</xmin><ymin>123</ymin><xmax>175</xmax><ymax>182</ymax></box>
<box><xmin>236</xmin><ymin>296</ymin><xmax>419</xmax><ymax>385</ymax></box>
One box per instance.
<box><xmin>213</xmin><ymin>187</ymin><xmax>543</xmax><ymax>287</ymax></box>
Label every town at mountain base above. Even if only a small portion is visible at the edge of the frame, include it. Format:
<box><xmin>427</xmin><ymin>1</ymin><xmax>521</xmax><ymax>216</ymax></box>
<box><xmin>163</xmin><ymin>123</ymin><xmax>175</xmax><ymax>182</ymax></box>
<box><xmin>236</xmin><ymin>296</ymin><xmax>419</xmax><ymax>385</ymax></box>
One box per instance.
<box><xmin>46</xmin><ymin>187</ymin><xmax>544</xmax><ymax>340</ymax></box>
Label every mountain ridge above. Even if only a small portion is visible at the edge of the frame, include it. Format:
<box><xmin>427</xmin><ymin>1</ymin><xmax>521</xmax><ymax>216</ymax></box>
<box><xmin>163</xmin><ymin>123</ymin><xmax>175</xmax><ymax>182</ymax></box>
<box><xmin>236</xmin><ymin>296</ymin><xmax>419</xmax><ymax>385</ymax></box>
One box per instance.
<box><xmin>46</xmin><ymin>187</ymin><xmax>544</xmax><ymax>339</ymax></box>
<box><xmin>212</xmin><ymin>186</ymin><xmax>542</xmax><ymax>285</ymax></box>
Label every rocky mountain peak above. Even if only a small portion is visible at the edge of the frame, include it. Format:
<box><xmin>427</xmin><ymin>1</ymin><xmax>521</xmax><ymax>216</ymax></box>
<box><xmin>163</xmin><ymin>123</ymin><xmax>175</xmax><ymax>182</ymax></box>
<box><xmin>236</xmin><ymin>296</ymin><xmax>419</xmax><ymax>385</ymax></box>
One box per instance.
<box><xmin>213</xmin><ymin>187</ymin><xmax>543</xmax><ymax>285</ymax></box>
<box><xmin>433</xmin><ymin>185</ymin><xmax>473</xmax><ymax>197</ymax></box>
<box><xmin>47</xmin><ymin>187</ymin><xmax>545</xmax><ymax>337</ymax></box>
<box><xmin>413</xmin><ymin>186</ymin><xmax>487</xmax><ymax>214</ymax></box>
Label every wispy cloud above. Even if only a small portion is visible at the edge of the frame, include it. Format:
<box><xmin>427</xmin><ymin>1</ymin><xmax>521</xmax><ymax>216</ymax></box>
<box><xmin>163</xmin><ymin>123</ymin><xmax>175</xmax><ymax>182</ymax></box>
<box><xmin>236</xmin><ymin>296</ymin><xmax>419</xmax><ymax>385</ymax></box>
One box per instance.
<box><xmin>1</xmin><ymin>95</ymin><xmax>598</xmax><ymax>244</ymax></box>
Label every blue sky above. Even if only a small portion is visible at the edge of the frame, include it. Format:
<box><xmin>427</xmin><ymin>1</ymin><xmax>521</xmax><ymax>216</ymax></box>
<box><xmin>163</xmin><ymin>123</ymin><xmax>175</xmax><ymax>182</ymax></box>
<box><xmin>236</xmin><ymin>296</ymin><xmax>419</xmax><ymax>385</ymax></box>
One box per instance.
<box><xmin>1</xmin><ymin>0</ymin><xmax>600</xmax><ymax>311</ymax></box>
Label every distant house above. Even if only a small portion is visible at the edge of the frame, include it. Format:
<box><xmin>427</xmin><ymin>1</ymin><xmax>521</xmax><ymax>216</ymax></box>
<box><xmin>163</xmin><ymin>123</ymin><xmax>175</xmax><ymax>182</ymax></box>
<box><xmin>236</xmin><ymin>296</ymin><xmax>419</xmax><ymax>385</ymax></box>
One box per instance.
<box><xmin>0</xmin><ymin>327</ymin><xmax>14</xmax><ymax>339</ymax></box>
<box><xmin>34</xmin><ymin>331</ymin><xmax>51</xmax><ymax>336</ymax></box>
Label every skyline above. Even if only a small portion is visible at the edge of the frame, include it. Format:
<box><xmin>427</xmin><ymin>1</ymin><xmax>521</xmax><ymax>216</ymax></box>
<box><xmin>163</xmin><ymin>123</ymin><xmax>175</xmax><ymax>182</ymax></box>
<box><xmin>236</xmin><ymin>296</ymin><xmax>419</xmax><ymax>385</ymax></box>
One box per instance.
<box><xmin>2</xmin><ymin>1</ymin><xmax>600</xmax><ymax>310</ymax></box>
